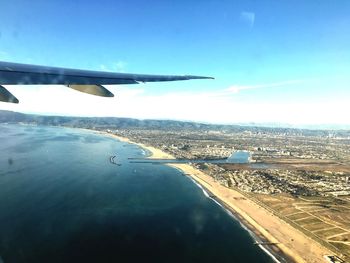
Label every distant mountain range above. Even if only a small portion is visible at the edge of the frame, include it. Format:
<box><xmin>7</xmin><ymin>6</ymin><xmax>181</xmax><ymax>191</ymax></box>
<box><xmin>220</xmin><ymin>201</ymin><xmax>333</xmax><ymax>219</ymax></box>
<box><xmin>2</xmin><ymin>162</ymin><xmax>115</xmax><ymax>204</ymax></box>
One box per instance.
<box><xmin>0</xmin><ymin>110</ymin><xmax>349</xmax><ymax>137</ymax></box>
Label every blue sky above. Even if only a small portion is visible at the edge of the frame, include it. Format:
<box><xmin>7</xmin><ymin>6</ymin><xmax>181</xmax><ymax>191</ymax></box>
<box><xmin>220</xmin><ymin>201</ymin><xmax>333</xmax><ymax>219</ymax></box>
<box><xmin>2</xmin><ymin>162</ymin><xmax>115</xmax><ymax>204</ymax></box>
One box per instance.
<box><xmin>0</xmin><ymin>0</ymin><xmax>349</xmax><ymax>126</ymax></box>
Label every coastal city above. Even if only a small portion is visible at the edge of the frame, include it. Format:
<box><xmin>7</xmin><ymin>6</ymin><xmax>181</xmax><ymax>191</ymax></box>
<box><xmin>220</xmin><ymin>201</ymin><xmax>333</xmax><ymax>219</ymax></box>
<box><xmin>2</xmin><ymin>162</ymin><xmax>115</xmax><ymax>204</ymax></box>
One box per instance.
<box><xmin>1</xmin><ymin>109</ymin><xmax>350</xmax><ymax>262</ymax></box>
<box><xmin>110</xmin><ymin>126</ymin><xmax>350</xmax><ymax>262</ymax></box>
<box><xmin>112</xmin><ymin>128</ymin><xmax>350</xmax><ymax>195</ymax></box>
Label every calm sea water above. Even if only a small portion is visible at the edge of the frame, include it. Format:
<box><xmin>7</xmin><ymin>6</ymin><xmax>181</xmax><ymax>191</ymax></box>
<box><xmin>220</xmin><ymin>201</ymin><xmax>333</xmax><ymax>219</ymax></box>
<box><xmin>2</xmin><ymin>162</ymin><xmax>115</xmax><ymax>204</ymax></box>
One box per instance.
<box><xmin>0</xmin><ymin>124</ymin><xmax>273</xmax><ymax>263</ymax></box>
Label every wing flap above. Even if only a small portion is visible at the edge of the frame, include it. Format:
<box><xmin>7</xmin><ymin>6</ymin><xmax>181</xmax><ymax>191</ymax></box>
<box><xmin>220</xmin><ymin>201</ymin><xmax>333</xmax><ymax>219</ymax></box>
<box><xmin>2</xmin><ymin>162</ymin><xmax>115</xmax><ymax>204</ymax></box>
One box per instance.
<box><xmin>68</xmin><ymin>85</ymin><xmax>114</xmax><ymax>97</ymax></box>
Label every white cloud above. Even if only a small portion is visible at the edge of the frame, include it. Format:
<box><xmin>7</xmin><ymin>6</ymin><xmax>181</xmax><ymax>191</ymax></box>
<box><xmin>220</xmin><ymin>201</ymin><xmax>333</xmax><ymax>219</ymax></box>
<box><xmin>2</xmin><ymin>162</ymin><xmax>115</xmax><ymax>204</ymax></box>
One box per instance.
<box><xmin>114</xmin><ymin>61</ymin><xmax>127</xmax><ymax>72</ymax></box>
<box><xmin>99</xmin><ymin>64</ymin><xmax>108</xmax><ymax>71</ymax></box>
<box><xmin>110</xmin><ymin>87</ymin><xmax>349</xmax><ymax>125</ymax></box>
<box><xmin>240</xmin><ymin>11</ymin><xmax>255</xmax><ymax>28</ymax></box>
<box><xmin>0</xmin><ymin>51</ymin><xmax>9</xmax><ymax>60</ymax></box>
<box><xmin>99</xmin><ymin>60</ymin><xmax>127</xmax><ymax>73</ymax></box>
<box><xmin>0</xmin><ymin>82</ymin><xmax>348</xmax><ymax>126</ymax></box>
<box><xmin>225</xmin><ymin>79</ymin><xmax>303</xmax><ymax>94</ymax></box>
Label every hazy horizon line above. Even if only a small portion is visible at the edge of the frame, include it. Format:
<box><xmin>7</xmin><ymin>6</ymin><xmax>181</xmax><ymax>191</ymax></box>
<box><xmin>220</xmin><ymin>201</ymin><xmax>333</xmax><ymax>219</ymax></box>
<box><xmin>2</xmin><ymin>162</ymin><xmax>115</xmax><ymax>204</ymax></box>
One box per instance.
<box><xmin>1</xmin><ymin>109</ymin><xmax>350</xmax><ymax>131</ymax></box>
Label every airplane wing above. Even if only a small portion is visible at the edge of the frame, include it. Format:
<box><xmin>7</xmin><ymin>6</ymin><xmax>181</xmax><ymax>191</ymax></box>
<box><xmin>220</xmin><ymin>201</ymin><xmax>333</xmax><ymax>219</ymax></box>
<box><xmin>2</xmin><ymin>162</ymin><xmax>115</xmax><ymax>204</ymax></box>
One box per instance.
<box><xmin>0</xmin><ymin>61</ymin><xmax>213</xmax><ymax>103</ymax></box>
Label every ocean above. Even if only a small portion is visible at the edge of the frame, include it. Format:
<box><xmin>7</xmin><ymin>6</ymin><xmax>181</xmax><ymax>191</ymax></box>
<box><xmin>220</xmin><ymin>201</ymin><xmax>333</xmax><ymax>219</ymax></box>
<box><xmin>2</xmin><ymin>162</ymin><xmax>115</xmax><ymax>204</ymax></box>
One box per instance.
<box><xmin>0</xmin><ymin>124</ymin><xmax>273</xmax><ymax>263</ymax></box>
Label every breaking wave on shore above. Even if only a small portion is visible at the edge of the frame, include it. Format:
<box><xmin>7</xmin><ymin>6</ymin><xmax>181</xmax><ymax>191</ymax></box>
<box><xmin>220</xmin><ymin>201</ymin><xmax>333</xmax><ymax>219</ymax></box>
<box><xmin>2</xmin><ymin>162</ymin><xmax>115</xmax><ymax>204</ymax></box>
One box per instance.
<box><xmin>186</xmin><ymin>175</ymin><xmax>282</xmax><ymax>263</ymax></box>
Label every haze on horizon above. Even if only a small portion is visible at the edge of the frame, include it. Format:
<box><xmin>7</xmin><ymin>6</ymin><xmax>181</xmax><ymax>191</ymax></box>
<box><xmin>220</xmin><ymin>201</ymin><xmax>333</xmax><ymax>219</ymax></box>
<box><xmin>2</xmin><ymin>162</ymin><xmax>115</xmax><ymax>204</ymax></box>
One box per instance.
<box><xmin>0</xmin><ymin>0</ymin><xmax>349</xmax><ymax>127</ymax></box>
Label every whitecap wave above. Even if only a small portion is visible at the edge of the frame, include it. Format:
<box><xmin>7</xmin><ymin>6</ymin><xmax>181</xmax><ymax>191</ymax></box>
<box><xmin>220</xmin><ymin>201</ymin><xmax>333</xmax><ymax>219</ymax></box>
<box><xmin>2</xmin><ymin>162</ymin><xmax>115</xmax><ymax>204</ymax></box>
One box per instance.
<box><xmin>257</xmin><ymin>244</ymin><xmax>281</xmax><ymax>263</ymax></box>
<box><xmin>188</xmin><ymin>177</ymin><xmax>210</xmax><ymax>198</ymax></box>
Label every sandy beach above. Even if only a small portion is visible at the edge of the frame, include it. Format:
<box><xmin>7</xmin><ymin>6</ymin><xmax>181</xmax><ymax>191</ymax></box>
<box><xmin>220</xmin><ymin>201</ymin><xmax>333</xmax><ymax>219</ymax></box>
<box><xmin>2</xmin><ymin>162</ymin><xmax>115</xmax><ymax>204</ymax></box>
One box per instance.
<box><xmin>107</xmin><ymin>132</ymin><xmax>333</xmax><ymax>263</ymax></box>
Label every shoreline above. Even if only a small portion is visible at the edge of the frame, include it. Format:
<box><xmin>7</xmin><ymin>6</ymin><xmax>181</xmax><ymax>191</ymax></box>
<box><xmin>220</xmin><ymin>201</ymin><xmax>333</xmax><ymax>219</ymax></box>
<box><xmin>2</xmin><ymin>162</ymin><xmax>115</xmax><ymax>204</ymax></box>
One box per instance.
<box><xmin>166</xmin><ymin>166</ymin><xmax>331</xmax><ymax>263</ymax></box>
<box><xmin>190</xmin><ymin>177</ymin><xmax>284</xmax><ymax>262</ymax></box>
<box><xmin>2</xmin><ymin>124</ymin><xmax>342</xmax><ymax>262</ymax></box>
<box><xmin>181</xmin><ymin>169</ymin><xmax>284</xmax><ymax>263</ymax></box>
<box><xmin>170</xmin><ymin>164</ymin><xmax>290</xmax><ymax>263</ymax></box>
<box><xmin>105</xmin><ymin>132</ymin><xmax>285</xmax><ymax>260</ymax></box>
<box><xmin>106</xmin><ymin>132</ymin><xmax>334</xmax><ymax>263</ymax></box>
<box><xmin>19</xmin><ymin>124</ymin><xmax>334</xmax><ymax>263</ymax></box>
<box><xmin>9</xmin><ymin>124</ymin><xmax>334</xmax><ymax>262</ymax></box>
